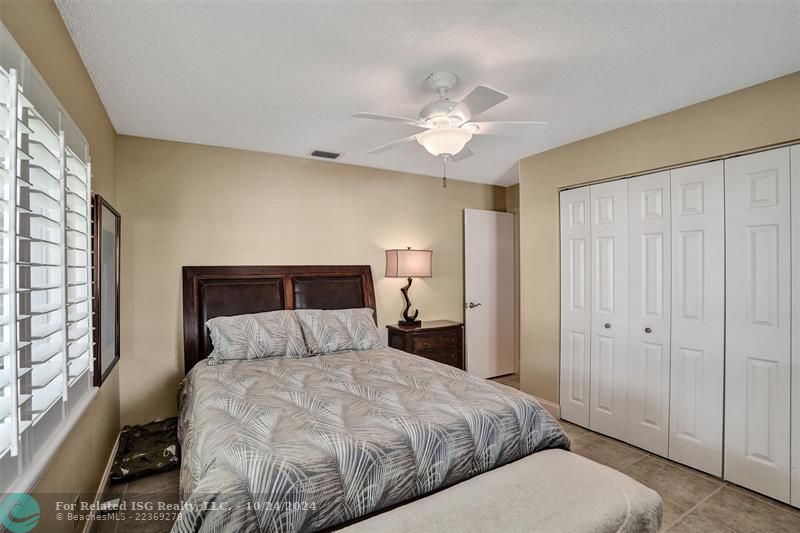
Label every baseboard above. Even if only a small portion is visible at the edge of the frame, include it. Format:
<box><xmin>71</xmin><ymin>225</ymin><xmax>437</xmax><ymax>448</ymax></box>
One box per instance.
<box><xmin>534</xmin><ymin>396</ymin><xmax>560</xmax><ymax>419</ymax></box>
<box><xmin>83</xmin><ymin>432</ymin><xmax>120</xmax><ymax>533</ymax></box>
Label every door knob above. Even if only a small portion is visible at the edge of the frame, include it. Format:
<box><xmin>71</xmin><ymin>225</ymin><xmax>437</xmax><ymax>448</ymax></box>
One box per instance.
<box><xmin>467</xmin><ymin>302</ymin><xmax>482</xmax><ymax>309</ymax></box>
<box><xmin>604</xmin><ymin>323</ymin><xmax>611</xmax><ymax>329</ymax></box>
<box><xmin>644</xmin><ymin>327</ymin><xmax>652</xmax><ymax>334</ymax></box>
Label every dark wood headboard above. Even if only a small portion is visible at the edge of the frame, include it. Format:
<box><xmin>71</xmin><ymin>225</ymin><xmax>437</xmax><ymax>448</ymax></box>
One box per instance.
<box><xmin>181</xmin><ymin>265</ymin><xmax>376</xmax><ymax>373</ymax></box>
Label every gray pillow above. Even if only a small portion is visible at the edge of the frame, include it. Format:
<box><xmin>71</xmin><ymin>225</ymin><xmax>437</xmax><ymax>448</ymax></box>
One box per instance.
<box><xmin>294</xmin><ymin>308</ymin><xmax>383</xmax><ymax>354</ymax></box>
<box><xmin>206</xmin><ymin>310</ymin><xmax>307</xmax><ymax>363</ymax></box>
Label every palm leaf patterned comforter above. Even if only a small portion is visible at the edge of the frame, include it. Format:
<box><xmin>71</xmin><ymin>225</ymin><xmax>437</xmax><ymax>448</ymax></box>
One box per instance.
<box><xmin>174</xmin><ymin>347</ymin><xmax>570</xmax><ymax>533</ymax></box>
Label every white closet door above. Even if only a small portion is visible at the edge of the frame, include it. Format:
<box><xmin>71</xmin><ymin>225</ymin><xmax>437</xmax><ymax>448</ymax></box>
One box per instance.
<box><xmin>725</xmin><ymin>147</ymin><xmax>791</xmax><ymax>503</ymax></box>
<box><xmin>589</xmin><ymin>180</ymin><xmax>629</xmax><ymax>440</ymax></box>
<box><xmin>560</xmin><ymin>188</ymin><xmax>592</xmax><ymax>427</ymax></box>
<box><xmin>627</xmin><ymin>171</ymin><xmax>671</xmax><ymax>456</ymax></box>
<box><xmin>792</xmin><ymin>145</ymin><xmax>800</xmax><ymax>507</ymax></box>
<box><xmin>668</xmin><ymin>161</ymin><xmax>725</xmax><ymax>476</ymax></box>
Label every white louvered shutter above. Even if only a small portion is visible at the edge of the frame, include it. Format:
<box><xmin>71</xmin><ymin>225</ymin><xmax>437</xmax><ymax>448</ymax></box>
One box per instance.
<box><xmin>64</xmin><ymin>145</ymin><xmax>91</xmax><ymax>383</ymax></box>
<box><xmin>17</xmin><ymin>85</ymin><xmax>68</xmax><ymax>431</ymax></box>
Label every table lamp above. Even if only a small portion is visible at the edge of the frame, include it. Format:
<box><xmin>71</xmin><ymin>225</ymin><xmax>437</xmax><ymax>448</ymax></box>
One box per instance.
<box><xmin>385</xmin><ymin>247</ymin><xmax>432</xmax><ymax>326</ymax></box>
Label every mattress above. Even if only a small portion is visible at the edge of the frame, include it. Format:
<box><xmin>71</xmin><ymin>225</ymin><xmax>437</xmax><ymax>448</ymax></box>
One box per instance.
<box><xmin>339</xmin><ymin>449</ymin><xmax>663</xmax><ymax>533</ymax></box>
<box><xmin>173</xmin><ymin>347</ymin><xmax>569</xmax><ymax>532</ymax></box>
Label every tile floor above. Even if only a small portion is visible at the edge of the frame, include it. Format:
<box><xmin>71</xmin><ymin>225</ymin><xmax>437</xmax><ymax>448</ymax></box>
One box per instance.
<box><xmin>560</xmin><ymin>420</ymin><xmax>800</xmax><ymax>532</ymax></box>
<box><xmin>97</xmin><ymin>373</ymin><xmax>800</xmax><ymax>533</ymax></box>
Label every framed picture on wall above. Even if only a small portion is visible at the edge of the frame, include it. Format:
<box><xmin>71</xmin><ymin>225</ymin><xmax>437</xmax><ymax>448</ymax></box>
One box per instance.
<box><xmin>92</xmin><ymin>194</ymin><xmax>121</xmax><ymax>386</ymax></box>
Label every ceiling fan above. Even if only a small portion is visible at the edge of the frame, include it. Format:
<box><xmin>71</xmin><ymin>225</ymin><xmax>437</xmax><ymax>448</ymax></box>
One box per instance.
<box><xmin>353</xmin><ymin>71</ymin><xmax>546</xmax><ymax>186</ymax></box>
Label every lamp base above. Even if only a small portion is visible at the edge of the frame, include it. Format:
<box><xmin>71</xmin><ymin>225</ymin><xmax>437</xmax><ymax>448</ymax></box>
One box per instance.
<box><xmin>399</xmin><ymin>277</ymin><xmax>421</xmax><ymax>326</ymax></box>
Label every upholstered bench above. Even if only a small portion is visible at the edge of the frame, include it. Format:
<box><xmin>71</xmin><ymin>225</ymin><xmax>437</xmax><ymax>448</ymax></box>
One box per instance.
<box><xmin>340</xmin><ymin>449</ymin><xmax>662</xmax><ymax>533</ymax></box>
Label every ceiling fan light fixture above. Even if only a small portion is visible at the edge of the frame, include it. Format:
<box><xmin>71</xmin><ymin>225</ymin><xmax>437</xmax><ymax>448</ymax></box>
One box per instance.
<box><xmin>416</xmin><ymin>127</ymin><xmax>472</xmax><ymax>157</ymax></box>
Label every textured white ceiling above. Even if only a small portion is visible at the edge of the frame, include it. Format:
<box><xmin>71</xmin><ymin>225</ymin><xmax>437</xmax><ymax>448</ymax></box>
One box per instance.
<box><xmin>55</xmin><ymin>0</ymin><xmax>800</xmax><ymax>185</ymax></box>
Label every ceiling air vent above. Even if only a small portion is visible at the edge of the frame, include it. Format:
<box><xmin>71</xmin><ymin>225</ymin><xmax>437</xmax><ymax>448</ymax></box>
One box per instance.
<box><xmin>310</xmin><ymin>150</ymin><xmax>342</xmax><ymax>160</ymax></box>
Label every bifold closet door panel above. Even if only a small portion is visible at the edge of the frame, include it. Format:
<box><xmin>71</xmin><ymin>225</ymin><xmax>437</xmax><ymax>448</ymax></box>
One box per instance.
<box><xmin>626</xmin><ymin>171</ymin><xmax>671</xmax><ymax>456</ymax></box>
<box><xmin>792</xmin><ymin>145</ymin><xmax>800</xmax><ymax>508</ymax></box>
<box><xmin>668</xmin><ymin>161</ymin><xmax>725</xmax><ymax>477</ymax></box>
<box><xmin>725</xmin><ymin>147</ymin><xmax>791</xmax><ymax>503</ymax></box>
<box><xmin>589</xmin><ymin>180</ymin><xmax>629</xmax><ymax>440</ymax></box>
<box><xmin>560</xmin><ymin>188</ymin><xmax>592</xmax><ymax>427</ymax></box>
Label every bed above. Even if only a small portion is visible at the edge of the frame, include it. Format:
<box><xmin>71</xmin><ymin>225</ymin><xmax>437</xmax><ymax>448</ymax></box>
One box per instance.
<box><xmin>175</xmin><ymin>265</ymin><xmax>661</xmax><ymax>533</ymax></box>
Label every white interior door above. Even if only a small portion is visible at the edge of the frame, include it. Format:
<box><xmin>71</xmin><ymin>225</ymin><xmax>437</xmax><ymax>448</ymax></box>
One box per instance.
<box><xmin>464</xmin><ymin>209</ymin><xmax>515</xmax><ymax>379</ymax></box>
<box><xmin>668</xmin><ymin>161</ymin><xmax>725</xmax><ymax>476</ymax></box>
<box><xmin>725</xmin><ymin>147</ymin><xmax>791</xmax><ymax>503</ymax></box>
<box><xmin>560</xmin><ymin>187</ymin><xmax>592</xmax><ymax>427</ymax></box>
<box><xmin>791</xmin><ymin>145</ymin><xmax>800</xmax><ymax>507</ymax></box>
<box><xmin>589</xmin><ymin>180</ymin><xmax>629</xmax><ymax>440</ymax></box>
<box><xmin>627</xmin><ymin>171</ymin><xmax>671</xmax><ymax>456</ymax></box>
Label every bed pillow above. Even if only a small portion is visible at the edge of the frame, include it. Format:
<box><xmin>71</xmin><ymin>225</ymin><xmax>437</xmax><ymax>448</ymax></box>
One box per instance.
<box><xmin>295</xmin><ymin>308</ymin><xmax>384</xmax><ymax>354</ymax></box>
<box><xmin>206</xmin><ymin>310</ymin><xmax>307</xmax><ymax>363</ymax></box>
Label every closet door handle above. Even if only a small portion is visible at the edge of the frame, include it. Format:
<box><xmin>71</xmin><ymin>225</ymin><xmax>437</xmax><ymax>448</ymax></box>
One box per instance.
<box><xmin>644</xmin><ymin>327</ymin><xmax>652</xmax><ymax>334</ymax></box>
<box><xmin>604</xmin><ymin>323</ymin><xmax>611</xmax><ymax>329</ymax></box>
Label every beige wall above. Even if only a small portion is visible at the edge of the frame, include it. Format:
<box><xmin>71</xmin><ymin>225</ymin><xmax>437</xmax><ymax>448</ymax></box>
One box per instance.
<box><xmin>505</xmin><ymin>183</ymin><xmax>519</xmax><ymax>211</ymax></box>
<box><xmin>0</xmin><ymin>0</ymin><xmax>120</xmax><ymax>530</ymax></box>
<box><xmin>519</xmin><ymin>71</ymin><xmax>800</xmax><ymax>404</ymax></box>
<box><xmin>116</xmin><ymin>136</ymin><xmax>505</xmax><ymax>424</ymax></box>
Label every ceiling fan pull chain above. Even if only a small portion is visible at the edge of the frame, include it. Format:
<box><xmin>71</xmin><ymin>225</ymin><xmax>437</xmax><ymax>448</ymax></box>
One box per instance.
<box><xmin>442</xmin><ymin>156</ymin><xmax>448</xmax><ymax>188</ymax></box>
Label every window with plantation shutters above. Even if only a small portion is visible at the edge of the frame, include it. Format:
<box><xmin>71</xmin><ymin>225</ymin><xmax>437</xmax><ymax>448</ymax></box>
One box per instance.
<box><xmin>0</xmin><ymin>22</ymin><xmax>95</xmax><ymax>493</ymax></box>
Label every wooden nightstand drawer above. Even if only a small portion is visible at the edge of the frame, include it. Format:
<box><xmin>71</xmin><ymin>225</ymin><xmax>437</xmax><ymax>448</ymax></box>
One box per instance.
<box><xmin>412</xmin><ymin>332</ymin><xmax>457</xmax><ymax>352</ymax></box>
<box><xmin>386</xmin><ymin>320</ymin><xmax>464</xmax><ymax>370</ymax></box>
<box><xmin>423</xmin><ymin>349</ymin><xmax>459</xmax><ymax>367</ymax></box>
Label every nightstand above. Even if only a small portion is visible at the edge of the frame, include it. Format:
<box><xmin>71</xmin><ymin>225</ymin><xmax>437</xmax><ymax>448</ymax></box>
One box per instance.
<box><xmin>386</xmin><ymin>320</ymin><xmax>464</xmax><ymax>370</ymax></box>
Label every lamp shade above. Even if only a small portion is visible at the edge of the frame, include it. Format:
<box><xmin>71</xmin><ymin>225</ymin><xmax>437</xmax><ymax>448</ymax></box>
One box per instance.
<box><xmin>416</xmin><ymin>127</ymin><xmax>472</xmax><ymax>157</ymax></box>
<box><xmin>385</xmin><ymin>248</ymin><xmax>432</xmax><ymax>278</ymax></box>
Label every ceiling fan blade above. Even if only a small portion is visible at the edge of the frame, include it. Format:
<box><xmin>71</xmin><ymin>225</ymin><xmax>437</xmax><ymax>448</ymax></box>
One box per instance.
<box><xmin>365</xmin><ymin>134</ymin><xmax>419</xmax><ymax>155</ymax></box>
<box><xmin>451</xmin><ymin>147</ymin><xmax>474</xmax><ymax>162</ymax></box>
<box><xmin>353</xmin><ymin>112</ymin><xmax>424</xmax><ymax>127</ymax></box>
<box><xmin>467</xmin><ymin>121</ymin><xmax>548</xmax><ymax>136</ymax></box>
<box><xmin>448</xmin><ymin>86</ymin><xmax>508</xmax><ymax>123</ymax></box>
